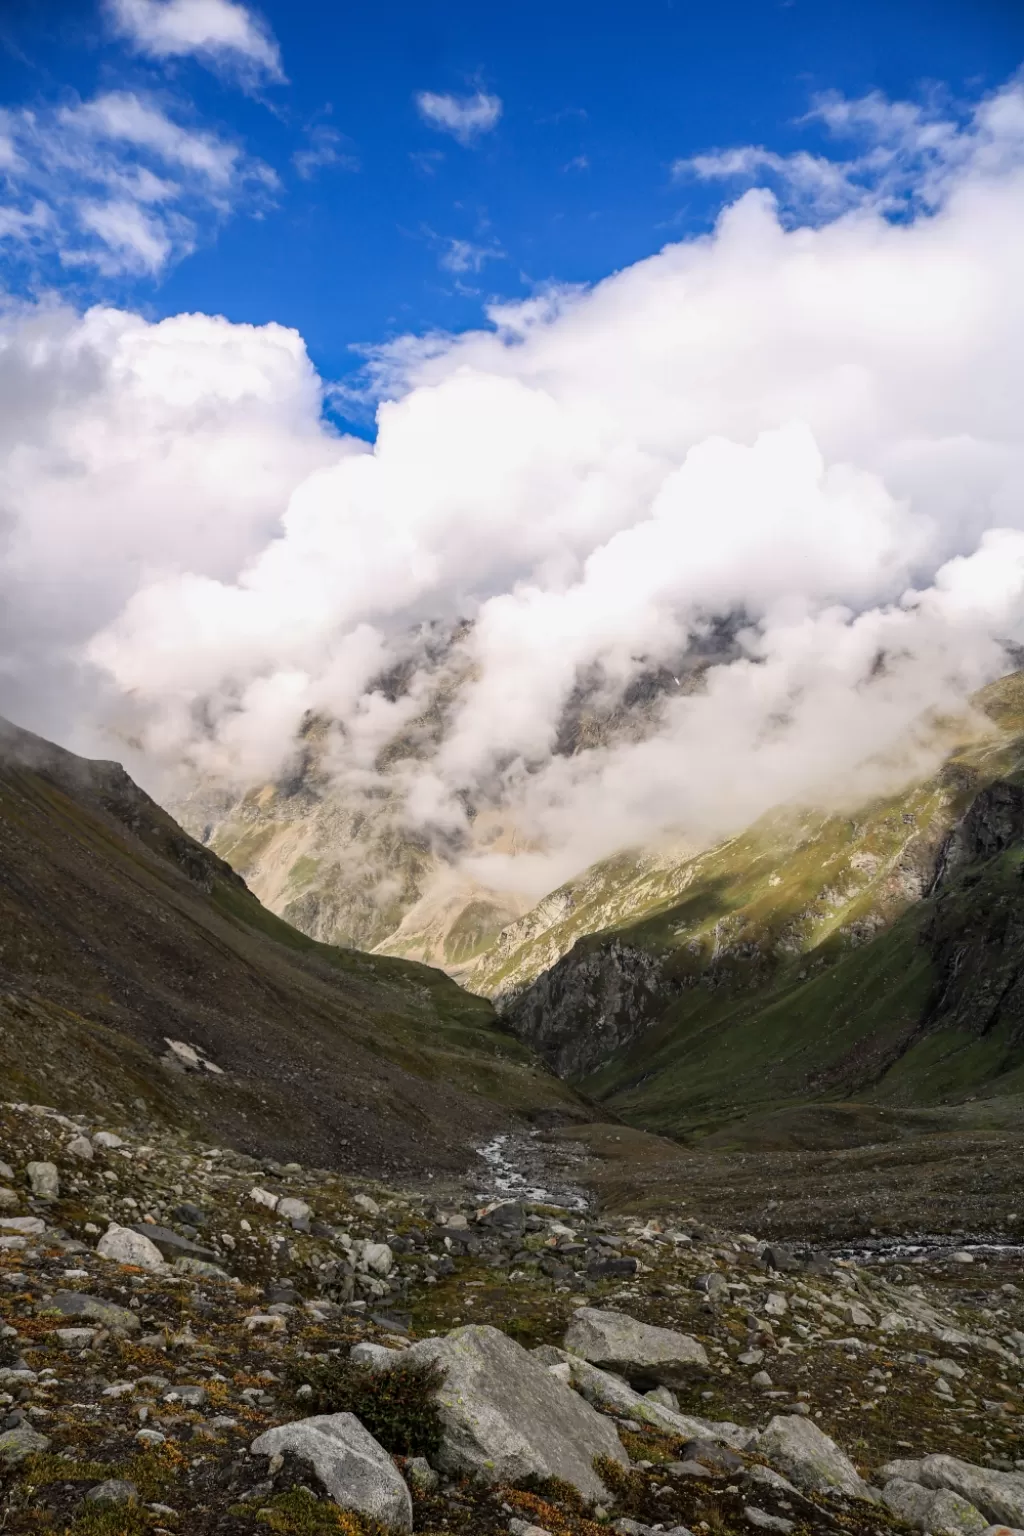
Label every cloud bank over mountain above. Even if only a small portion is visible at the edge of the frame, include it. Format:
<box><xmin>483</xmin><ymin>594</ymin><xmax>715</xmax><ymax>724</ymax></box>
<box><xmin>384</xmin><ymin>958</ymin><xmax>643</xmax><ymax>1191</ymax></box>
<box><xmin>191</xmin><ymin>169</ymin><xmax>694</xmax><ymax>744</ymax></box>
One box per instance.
<box><xmin>3</xmin><ymin>76</ymin><xmax>1024</xmax><ymax>892</ymax></box>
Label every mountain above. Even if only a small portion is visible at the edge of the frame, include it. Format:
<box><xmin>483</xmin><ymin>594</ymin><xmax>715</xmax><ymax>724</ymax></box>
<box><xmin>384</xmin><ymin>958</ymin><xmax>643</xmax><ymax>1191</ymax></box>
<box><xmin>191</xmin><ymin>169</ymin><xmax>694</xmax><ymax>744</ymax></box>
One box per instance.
<box><xmin>173</xmin><ymin>619</ymin><xmax>740</xmax><ymax>970</ymax></box>
<box><xmin>500</xmin><ymin>672</ymin><xmax>1024</xmax><ymax>1139</ymax></box>
<box><xmin>0</xmin><ymin>716</ymin><xmax>585</xmax><ymax>1177</ymax></box>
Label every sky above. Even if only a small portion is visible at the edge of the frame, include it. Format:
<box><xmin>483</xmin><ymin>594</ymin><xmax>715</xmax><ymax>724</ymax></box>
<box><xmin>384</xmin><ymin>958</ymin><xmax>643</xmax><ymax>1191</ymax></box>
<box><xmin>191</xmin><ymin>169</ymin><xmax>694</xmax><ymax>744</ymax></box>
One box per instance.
<box><xmin>1</xmin><ymin>0</ymin><xmax>1021</xmax><ymax>417</ymax></box>
<box><xmin>3</xmin><ymin>0</ymin><xmax>1024</xmax><ymax>899</ymax></box>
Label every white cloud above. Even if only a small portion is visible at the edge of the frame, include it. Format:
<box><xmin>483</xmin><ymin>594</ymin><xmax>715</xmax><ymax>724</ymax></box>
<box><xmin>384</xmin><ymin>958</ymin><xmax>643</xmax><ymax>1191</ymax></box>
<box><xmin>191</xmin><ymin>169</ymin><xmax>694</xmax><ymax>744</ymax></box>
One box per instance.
<box><xmin>292</xmin><ymin>125</ymin><xmax>359</xmax><ymax>181</ymax></box>
<box><xmin>4</xmin><ymin>75</ymin><xmax>1024</xmax><ymax>899</ymax></box>
<box><xmin>105</xmin><ymin>0</ymin><xmax>284</xmax><ymax>84</ymax></box>
<box><xmin>0</xmin><ymin>90</ymin><xmax>275</xmax><ymax>277</ymax></box>
<box><xmin>438</xmin><ymin>237</ymin><xmax>503</xmax><ymax>274</ymax></box>
<box><xmin>675</xmin><ymin>79</ymin><xmax>1024</xmax><ymax>220</ymax></box>
<box><xmin>415</xmin><ymin>90</ymin><xmax>502</xmax><ymax>145</ymax></box>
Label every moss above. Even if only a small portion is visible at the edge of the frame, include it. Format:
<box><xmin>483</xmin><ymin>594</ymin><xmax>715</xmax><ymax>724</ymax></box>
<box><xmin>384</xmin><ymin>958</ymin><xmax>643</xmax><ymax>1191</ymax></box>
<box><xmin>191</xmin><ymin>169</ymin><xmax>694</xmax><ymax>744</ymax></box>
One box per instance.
<box><xmin>254</xmin><ymin>1489</ymin><xmax>378</xmax><ymax>1535</ymax></box>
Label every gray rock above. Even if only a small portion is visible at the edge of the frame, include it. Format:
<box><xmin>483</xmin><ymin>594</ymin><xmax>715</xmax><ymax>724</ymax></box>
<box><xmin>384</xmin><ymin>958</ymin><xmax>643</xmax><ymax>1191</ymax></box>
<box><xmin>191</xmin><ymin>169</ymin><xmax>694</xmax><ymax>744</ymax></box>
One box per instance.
<box><xmin>0</xmin><ymin>1217</ymin><xmax>45</xmax><ymax>1236</ymax></box>
<box><xmin>66</xmin><ymin>1136</ymin><xmax>94</xmax><ymax>1162</ymax></box>
<box><xmin>173</xmin><ymin>1258</ymin><xmax>232</xmax><ymax>1280</ymax></box>
<box><xmin>0</xmin><ymin>1423</ymin><xmax>51</xmax><ymax>1463</ymax></box>
<box><xmin>92</xmin><ymin>1132</ymin><xmax>124</xmax><ymax>1150</ymax></box>
<box><xmin>350</xmin><ymin>1342</ymin><xmax>403</xmax><ymax>1370</ymax></box>
<box><xmin>745</xmin><ymin>1510</ymin><xmax>794</xmax><ymax>1533</ymax></box>
<box><xmin>882</xmin><ymin>1477</ymin><xmax>989</xmax><ymax>1535</ymax></box>
<box><xmin>910</xmin><ymin>1456</ymin><xmax>1024</xmax><ymax>1528</ymax></box>
<box><xmin>405</xmin><ymin>1324</ymin><xmax>628</xmax><ymax>1499</ymax></box>
<box><xmin>85</xmin><ymin>1480</ymin><xmax>139</xmax><ymax>1506</ymax></box>
<box><xmin>54</xmin><ymin>1328</ymin><xmax>97</xmax><ymax>1350</ymax></box>
<box><xmin>566</xmin><ymin>1356</ymin><xmax>755</xmax><ymax>1449</ymax></box>
<box><xmin>360</xmin><ymin>1242</ymin><xmax>394</xmax><ymax>1277</ymax></box>
<box><xmin>96</xmin><ymin>1223</ymin><xmax>164</xmax><ymax>1271</ymax></box>
<box><xmin>0</xmin><ymin>1162</ymin><xmax>14</xmax><ymax>1182</ymax></box>
<box><xmin>251</xmin><ymin>1413</ymin><xmax>412</xmax><ymax>1531</ymax></box>
<box><xmin>564</xmin><ymin>1307</ymin><xmax>709</xmax><ymax>1387</ymax></box>
<box><xmin>405</xmin><ymin>1455</ymin><xmax>439</xmax><ymax>1493</ymax></box>
<box><xmin>277</xmin><ymin>1197</ymin><xmax>312</xmax><ymax>1230</ymax></box>
<box><xmin>132</xmin><ymin>1224</ymin><xmax>217</xmax><ymax>1263</ymax></box>
<box><xmin>754</xmin><ymin>1416</ymin><xmax>873</xmax><ymax>1501</ymax></box>
<box><xmin>26</xmin><ymin>1161</ymin><xmax>59</xmax><ymax>1200</ymax></box>
<box><xmin>50</xmin><ymin>1290</ymin><xmax>141</xmax><ymax>1334</ymax></box>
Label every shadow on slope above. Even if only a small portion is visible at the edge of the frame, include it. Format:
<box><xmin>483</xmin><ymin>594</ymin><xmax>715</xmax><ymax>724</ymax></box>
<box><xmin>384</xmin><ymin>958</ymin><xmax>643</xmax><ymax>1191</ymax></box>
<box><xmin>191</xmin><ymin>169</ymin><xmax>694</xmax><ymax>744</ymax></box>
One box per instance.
<box><xmin>0</xmin><ymin>717</ymin><xmax>586</xmax><ymax>1177</ymax></box>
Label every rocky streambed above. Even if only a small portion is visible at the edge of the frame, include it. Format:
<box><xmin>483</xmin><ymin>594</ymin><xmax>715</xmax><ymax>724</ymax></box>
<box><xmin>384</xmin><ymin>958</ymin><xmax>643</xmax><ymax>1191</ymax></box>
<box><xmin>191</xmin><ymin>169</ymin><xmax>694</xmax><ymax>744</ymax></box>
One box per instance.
<box><xmin>0</xmin><ymin>1099</ymin><xmax>1022</xmax><ymax>1536</ymax></box>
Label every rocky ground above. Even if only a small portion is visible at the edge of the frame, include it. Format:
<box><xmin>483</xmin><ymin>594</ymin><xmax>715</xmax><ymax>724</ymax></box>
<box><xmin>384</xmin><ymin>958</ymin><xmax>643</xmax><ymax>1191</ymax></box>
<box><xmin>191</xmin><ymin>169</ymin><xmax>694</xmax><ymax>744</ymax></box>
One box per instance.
<box><xmin>0</xmin><ymin>1101</ymin><xmax>1022</xmax><ymax>1536</ymax></box>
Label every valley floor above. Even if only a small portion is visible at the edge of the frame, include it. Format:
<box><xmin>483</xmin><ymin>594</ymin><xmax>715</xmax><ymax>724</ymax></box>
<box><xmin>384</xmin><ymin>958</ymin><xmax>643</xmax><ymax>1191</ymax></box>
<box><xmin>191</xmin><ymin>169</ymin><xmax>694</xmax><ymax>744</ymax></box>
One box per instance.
<box><xmin>1</xmin><ymin>1100</ymin><xmax>1022</xmax><ymax>1536</ymax></box>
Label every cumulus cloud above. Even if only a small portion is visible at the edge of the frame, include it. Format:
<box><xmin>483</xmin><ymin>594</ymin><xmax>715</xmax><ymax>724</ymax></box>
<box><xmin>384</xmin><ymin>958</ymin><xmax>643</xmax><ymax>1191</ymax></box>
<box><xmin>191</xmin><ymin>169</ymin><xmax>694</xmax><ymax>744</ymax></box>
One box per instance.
<box><xmin>4</xmin><ymin>74</ymin><xmax>1024</xmax><ymax>898</ymax></box>
<box><xmin>415</xmin><ymin>90</ymin><xmax>502</xmax><ymax>145</ymax></box>
<box><xmin>0</xmin><ymin>90</ymin><xmax>275</xmax><ymax>277</ymax></box>
<box><xmin>105</xmin><ymin>0</ymin><xmax>284</xmax><ymax>84</ymax></box>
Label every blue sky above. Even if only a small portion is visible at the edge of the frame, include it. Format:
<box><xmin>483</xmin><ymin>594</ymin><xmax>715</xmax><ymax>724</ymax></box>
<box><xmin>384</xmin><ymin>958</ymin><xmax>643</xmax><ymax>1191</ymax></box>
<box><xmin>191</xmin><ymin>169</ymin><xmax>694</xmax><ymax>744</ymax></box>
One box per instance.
<box><xmin>2</xmin><ymin>0</ymin><xmax>1021</xmax><ymax>429</ymax></box>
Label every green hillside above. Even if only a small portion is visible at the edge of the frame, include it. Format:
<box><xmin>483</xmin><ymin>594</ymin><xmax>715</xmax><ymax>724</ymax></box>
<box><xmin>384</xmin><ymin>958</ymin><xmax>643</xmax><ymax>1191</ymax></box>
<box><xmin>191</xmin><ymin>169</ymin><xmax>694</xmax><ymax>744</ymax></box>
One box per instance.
<box><xmin>501</xmin><ymin>672</ymin><xmax>1024</xmax><ymax>1140</ymax></box>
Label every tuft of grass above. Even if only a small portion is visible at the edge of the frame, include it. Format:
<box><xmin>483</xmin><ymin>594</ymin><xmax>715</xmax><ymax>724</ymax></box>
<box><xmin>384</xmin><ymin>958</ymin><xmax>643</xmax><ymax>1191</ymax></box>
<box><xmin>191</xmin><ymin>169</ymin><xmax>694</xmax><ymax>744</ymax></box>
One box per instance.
<box><xmin>285</xmin><ymin>1357</ymin><xmax>446</xmax><ymax>1460</ymax></box>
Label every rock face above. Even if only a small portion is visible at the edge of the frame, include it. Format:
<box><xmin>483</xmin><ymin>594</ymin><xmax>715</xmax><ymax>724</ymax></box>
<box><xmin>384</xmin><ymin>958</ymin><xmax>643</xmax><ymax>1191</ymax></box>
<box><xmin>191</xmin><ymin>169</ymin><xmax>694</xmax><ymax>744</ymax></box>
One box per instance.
<box><xmin>880</xmin><ymin>1456</ymin><xmax>1024</xmax><ymax>1529</ymax></box>
<box><xmin>251</xmin><ymin>1414</ymin><xmax>412</xmax><ymax>1532</ymax></box>
<box><xmin>754</xmin><ymin>1416</ymin><xmax>873</xmax><ymax>1501</ymax></box>
<box><xmin>565</xmin><ymin>1355</ymin><xmax>755</xmax><ymax>1449</ymax></box>
<box><xmin>404</xmin><ymin>1324</ymin><xmax>628</xmax><ymax>1499</ymax></box>
<box><xmin>563</xmin><ymin>1307</ymin><xmax>709</xmax><ymax>1387</ymax></box>
<box><xmin>96</xmin><ymin>1223</ymin><xmax>165</xmax><ymax>1271</ymax></box>
<box><xmin>931</xmin><ymin>781</ymin><xmax>1024</xmax><ymax>892</ymax></box>
<box><xmin>881</xmin><ymin>1478</ymin><xmax>989</xmax><ymax>1535</ymax></box>
<box><xmin>503</xmin><ymin>939</ymin><xmax>667</xmax><ymax>1077</ymax></box>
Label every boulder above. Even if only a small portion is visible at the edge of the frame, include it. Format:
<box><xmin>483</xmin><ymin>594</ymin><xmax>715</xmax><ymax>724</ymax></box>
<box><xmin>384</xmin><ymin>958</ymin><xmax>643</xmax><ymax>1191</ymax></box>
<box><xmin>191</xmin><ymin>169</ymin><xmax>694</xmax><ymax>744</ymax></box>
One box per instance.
<box><xmin>567</xmin><ymin>1355</ymin><xmax>755</xmax><ymax>1449</ymax></box>
<box><xmin>360</xmin><ymin>1242</ymin><xmax>394</xmax><ymax>1277</ymax></box>
<box><xmin>0</xmin><ymin>1424</ymin><xmax>51</xmax><ymax>1463</ymax></box>
<box><xmin>882</xmin><ymin>1478</ymin><xmax>989</xmax><ymax>1535</ymax></box>
<box><xmin>85</xmin><ymin>1480</ymin><xmax>139</xmax><ymax>1506</ymax></box>
<box><xmin>0</xmin><ymin>1217</ymin><xmax>45</xmax><ymax>1236</ymax></box>
<box><xmin>350</xmin><ymin>1342</ymin><xmax>403</xmax><ymax>1370</ymax></box>
<box><xmin>51</xmin><ymin>1290</ymin><xmax>141</xmax><ymax>1335</ymax></box>
<box><xmin>404</xmin><ymin>1324</ymin><xmax>628</xmax><ymax>1499</ymax></box>
<box><xmin>754</xmin><ymin>1416</ymin><xmax>873</xmax><ymax>1500</ymax></box>
<box><xmin>277</xmin><ymin>1198</ymin><xmax>312</xmax><ymax>1230</ymax></box>
<box><xmin>96</xmin><ymin>1223</ymin><xmax>165</xmax><ymax>1271</ymax></box>
<box><xmin>26</xmin><ymin>1161</ymin><xmax>59</xmax><ymax>1200</ymax></box>
<box><xmin>66</xmin><ymin>1136</ymin><xmax>94</xmax><ymax>1162</ymax></box>
<box><xmin>131</xmin><ymin>1224</ymin><xmax>218</xmax><ymax>1264</ymax></box>
<box><xmin>251</xmin><ymin>1413</ymin><xmax>412</xmax><ymax>1531</ymax></box>
<box><xmin>564</xmin><ymin>1307</ymin><xmax>709</xmax><ymax>1387</ymax></box>
<box><xmin>904</xmin><ymin>1456</ymin><xmax>1024</xmax><ymax>1529</ymax></box>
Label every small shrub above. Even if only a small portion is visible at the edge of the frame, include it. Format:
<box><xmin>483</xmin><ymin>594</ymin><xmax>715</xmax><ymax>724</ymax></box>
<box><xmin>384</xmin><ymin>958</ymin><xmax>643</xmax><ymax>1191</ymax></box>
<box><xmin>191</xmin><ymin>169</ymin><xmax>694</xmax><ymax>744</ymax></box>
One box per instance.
<box><xmin>285</xmin><ymin>1358</ymin><xmax>446</xmax><ymax>1459</ymax></box>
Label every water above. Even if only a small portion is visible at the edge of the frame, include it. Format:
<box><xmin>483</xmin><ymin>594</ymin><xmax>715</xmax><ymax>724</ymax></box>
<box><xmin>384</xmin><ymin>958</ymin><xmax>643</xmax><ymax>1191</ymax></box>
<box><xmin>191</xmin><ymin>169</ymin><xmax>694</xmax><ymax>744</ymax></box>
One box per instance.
<box><xmin>831</xmin><ymin>1234</ymin><xmax>1024</xmax><ymax>1265</ymax></box>
<box><xmin>475</xmin><ymin>1131</ymin><xmax>590</xmax><ymax>1212</ymax></box>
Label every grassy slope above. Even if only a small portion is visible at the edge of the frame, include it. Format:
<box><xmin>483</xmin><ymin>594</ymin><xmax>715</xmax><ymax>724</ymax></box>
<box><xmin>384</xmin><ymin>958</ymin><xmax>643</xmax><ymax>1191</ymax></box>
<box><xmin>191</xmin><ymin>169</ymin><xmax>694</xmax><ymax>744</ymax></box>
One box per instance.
<box><xmin>0</xmin><ymin>719</ymin><xmax>584</xmax><ymax>1175</ymax></box>
<box><xmin>502</xmin><ymin>674</ymin><xmax>1024</xmax><ymax>1138</ymax></box>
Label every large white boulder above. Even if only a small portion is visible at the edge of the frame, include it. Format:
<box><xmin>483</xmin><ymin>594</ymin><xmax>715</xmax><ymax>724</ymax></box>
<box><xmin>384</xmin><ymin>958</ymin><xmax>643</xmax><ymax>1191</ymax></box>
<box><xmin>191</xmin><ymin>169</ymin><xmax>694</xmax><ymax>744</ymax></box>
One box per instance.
<box><xmin>879</xmin><ymin>1456</ymin><xmax>1024</xmax><ymax>1529</ymax></box>
<box><xmin>404</xmin><ymin>1324</ymin><xmax>628</xmax><ymax>1500</ymax></box>
<box><xmin>564</xmin><ymin>1307</ymin><xmax>709</xmax><ymax>1387</ymax></box>
<box><xmin>755</xmin><ymin>1416</ymin><xmax>874</xmax><ymax>1501</ymax></box>
<box><xmin>251</xmin><ymin>1414</ymin><xmax>412</xmax><ymax>1531</ymax></box>
<box><xmin>96</xmin><ymin>1223</ymin><xmax>164</xmax><ymax>1271</ymax></box>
